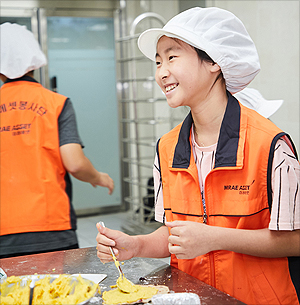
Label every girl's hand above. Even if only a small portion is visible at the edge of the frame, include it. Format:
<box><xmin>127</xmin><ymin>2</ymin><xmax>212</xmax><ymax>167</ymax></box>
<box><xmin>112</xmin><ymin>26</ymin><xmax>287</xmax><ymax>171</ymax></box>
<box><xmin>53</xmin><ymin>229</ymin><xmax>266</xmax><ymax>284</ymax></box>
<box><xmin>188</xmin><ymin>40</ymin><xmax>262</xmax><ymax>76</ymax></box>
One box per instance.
<box><xmin>165</xmin><ymin>221</ymin><xmax>219</xmax><ymax>259</ymax></box>
<box><xmin>96</xmin><ymin>223</ymin><xmax>136</xmax><ymax>263</ymax></box>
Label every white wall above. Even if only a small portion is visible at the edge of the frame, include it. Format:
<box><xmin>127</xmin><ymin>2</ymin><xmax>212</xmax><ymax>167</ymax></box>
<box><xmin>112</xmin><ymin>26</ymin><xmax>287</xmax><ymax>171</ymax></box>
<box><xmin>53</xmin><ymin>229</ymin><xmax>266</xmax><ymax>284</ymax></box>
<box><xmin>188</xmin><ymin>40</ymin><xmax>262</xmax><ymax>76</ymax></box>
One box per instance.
<box><xmin>207</xmin><ymin>0</ymin><xmax>300</xmax><ymax>151</ymax></box>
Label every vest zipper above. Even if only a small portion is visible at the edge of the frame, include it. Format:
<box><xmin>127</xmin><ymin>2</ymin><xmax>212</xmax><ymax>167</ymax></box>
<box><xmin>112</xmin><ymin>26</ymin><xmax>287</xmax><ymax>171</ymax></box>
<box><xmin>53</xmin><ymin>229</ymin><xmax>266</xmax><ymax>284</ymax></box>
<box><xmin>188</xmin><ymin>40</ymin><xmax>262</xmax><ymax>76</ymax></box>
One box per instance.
<box><xmin>203</xmin><ymin>172</ymin><xmax>215</xmax><ymax>286</ymax></box>
<box><xmin>201</xmin><ymin>189</ymin><xmax>207</xmax><ymax>224</ymax></box>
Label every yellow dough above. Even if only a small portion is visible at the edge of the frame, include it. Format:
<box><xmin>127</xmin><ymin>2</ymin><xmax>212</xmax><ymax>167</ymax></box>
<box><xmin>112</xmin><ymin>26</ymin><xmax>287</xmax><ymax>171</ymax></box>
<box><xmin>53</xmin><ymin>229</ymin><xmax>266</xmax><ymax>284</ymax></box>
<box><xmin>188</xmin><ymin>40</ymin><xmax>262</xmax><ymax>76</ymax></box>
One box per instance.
<box><xmin>102</xmin><ymin>283</ymin><xmax>158</xmax><ymax>305</ymax></box>
<box><xmin>102</xmin><ymin>274</ymin><xmax>169</xmax><ymax>305</ymax></box>
<box><xmin>117</xmin><ymin>276</ymin><xmax>137</xmax><ymax>293</ymax></box>
<box><xmin>0</xmin><ymin>274</ymin><xmax>98</xmax><ymax>305</ymax></box>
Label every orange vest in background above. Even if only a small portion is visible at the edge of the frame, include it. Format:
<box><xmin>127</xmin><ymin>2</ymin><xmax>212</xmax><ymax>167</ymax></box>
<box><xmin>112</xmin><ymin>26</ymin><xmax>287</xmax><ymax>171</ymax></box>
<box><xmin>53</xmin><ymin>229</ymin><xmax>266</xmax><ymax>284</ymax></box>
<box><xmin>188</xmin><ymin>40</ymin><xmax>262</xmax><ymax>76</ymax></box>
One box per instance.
<box><xmin>157</xmin><ymin>93</ymin><xmax>299</xmax><ymax>304</ymax></box>
<box><xmin>0</xmin><ymin>77</ymin><xmax>72</xmax><ymax>236</ymax></box>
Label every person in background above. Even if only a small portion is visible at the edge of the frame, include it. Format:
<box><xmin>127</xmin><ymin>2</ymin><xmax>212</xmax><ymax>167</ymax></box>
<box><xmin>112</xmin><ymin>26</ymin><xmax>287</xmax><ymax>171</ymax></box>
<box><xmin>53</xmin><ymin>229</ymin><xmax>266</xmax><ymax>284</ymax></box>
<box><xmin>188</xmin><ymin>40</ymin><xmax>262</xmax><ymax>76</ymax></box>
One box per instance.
<box><xmin>234</xmin><ymin>87</ymin><xmax>284</xmax><ymax>118</ymax></box>
<box><xmin>96</xmin><ymin>7</ymin><xmax>300</xmax><ymax>305</ymax></box>
<box><xmin>0</xmin><ymin>23</ymin><xmax>114</xmax><ymax>259</ymax></box>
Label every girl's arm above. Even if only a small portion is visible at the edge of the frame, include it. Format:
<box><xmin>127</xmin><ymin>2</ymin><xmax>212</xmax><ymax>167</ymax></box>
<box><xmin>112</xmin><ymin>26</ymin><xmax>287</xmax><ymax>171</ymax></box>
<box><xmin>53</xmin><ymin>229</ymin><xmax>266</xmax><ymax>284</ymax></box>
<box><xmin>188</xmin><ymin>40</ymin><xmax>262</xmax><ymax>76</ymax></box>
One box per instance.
<box><xmin>96</xmin><ymin>224</ymin><xmax>170</xmax><ymax>263</ymax></box>
<box><xmin>166</xmin><ymin>221</ymin><xmax>300</xmax><ymax>259</ymax></box>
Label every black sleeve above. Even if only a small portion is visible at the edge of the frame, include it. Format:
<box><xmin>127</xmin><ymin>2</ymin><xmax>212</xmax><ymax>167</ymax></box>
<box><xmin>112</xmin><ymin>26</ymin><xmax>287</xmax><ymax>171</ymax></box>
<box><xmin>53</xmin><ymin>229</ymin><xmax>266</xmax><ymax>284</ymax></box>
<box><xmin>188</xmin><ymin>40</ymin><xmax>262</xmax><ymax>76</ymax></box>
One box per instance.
<box><xmin>58</xmin><ymin>98</ymin><xmax>84</xmax><ymax>147</ymax></box>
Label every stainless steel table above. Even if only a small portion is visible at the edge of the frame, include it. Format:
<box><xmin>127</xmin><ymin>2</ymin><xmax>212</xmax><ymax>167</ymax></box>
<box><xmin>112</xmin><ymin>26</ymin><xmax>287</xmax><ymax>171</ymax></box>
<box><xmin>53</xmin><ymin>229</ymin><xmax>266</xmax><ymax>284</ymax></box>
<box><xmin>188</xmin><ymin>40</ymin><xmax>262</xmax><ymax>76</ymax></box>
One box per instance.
<box><xmin>0</xmin><ymin>247</ymin><xmax>245</xmax><ymax>304</ymax></box>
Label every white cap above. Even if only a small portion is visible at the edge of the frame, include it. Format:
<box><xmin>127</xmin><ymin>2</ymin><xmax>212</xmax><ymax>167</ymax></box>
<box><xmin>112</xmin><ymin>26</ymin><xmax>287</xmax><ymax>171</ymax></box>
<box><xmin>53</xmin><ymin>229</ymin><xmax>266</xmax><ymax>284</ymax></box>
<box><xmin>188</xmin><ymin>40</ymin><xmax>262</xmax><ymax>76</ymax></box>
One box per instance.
<box><xmin>234</xmin><ymin>88</ymin><xmax>283</xmax><ymax>118</ymax></box>
<box><xmin>138</xmin><ymin>7</ymin><xmax>260</xmax><ymax>94</ymax></box>
<box><xmin>0</xmin><ymin>23</ymin><xmax>47</xmax><ymax>79</ymax></box>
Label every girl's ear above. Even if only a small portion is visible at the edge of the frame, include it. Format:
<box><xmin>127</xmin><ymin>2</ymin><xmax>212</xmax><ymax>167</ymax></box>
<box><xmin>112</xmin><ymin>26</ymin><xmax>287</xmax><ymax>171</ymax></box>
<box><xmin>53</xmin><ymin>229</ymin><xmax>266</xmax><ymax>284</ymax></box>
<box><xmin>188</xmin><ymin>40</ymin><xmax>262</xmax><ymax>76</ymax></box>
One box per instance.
<box><xmin>210</xmin><ymin>63</ymin><xmax>221</xmax><ymax>73</ymax></box>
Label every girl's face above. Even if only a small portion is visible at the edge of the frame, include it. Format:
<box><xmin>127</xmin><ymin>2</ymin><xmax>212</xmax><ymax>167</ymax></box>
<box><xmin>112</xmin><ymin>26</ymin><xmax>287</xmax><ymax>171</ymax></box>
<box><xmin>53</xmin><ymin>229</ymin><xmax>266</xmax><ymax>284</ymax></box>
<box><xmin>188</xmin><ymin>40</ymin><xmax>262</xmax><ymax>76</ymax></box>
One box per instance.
<box><xmin>155</xmin><ymin>36</ymin><xmax>218</xmax><ymax>109</ymax></box>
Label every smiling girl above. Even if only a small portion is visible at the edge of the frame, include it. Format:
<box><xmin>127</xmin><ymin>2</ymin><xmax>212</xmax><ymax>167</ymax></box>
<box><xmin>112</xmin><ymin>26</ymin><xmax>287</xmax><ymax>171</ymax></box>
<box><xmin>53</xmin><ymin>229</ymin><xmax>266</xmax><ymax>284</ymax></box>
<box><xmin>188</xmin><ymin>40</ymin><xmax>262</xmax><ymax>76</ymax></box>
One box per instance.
<box><xmin>97</xmin><ymin>7</ymin><xmax>300</xmax><ymax>304</ymax></box>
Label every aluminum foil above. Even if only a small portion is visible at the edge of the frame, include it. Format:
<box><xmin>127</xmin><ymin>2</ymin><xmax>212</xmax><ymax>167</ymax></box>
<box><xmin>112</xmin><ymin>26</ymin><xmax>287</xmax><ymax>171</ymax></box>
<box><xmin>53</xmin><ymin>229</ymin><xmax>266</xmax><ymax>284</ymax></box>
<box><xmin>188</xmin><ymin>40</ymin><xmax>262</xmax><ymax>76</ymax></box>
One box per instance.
<box><xmin>151</xmin><ymin>292</ymin><xmax>201</xmax><ymax>304</ymax></box>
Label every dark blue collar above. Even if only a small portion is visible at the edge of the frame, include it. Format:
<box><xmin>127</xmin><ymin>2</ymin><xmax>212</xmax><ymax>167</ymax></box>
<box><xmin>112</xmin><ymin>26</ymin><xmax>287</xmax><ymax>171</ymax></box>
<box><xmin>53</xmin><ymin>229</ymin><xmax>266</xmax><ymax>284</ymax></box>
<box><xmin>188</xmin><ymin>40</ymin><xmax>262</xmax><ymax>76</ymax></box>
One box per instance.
<box><xmin>172</xmin><ymin>91</ymin><xmax>241</xmax><ymax>169</ymax></box>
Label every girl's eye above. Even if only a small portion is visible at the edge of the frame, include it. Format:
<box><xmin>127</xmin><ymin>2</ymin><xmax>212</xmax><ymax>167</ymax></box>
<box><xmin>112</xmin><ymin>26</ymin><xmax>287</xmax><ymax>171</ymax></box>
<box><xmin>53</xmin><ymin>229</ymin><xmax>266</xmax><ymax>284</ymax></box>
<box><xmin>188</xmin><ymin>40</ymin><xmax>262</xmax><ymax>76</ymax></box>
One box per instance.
<box><xmin>156</xmin><ymin>61</ymin><xmax>161</xmax><ymax>66</ymax></box>
<box><xmin>169</xmin><ymin>55</ymin><xmax>176</xmax><ymax>60</ymax></box>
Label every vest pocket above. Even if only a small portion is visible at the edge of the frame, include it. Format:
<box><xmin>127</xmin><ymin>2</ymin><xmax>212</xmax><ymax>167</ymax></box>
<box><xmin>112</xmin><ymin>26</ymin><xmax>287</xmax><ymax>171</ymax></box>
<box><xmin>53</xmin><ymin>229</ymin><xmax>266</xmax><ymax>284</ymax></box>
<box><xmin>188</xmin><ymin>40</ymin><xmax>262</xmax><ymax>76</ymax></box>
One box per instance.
<box><xmin>245</xmin><ymin>258</ymin><xmax>281</xmax><ymax>305</ymax></box>
<box><xmin>249</xmin><ymin>273</ymin><xmax>279</xmax><ymax>304</ymax></box>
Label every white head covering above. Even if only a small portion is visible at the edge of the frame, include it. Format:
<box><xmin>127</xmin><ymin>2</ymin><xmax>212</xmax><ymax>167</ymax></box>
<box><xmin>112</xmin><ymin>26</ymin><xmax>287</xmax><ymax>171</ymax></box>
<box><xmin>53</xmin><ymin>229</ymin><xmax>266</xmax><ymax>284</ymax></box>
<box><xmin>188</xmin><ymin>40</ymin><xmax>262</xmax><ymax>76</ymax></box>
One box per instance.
<box><xmin>234</xmin><ymin>88</ymin><xmax>283</xmax><ymax>118</ymax></box>
<box><xmin>138</xmin><ymin>7</ymin><xmax>260</xmax><ymax>94</ymax></box>
<box><xmin>0</xmin><ymin>22</ymin><xmax>47</xmax><ymax>79</ymax></box>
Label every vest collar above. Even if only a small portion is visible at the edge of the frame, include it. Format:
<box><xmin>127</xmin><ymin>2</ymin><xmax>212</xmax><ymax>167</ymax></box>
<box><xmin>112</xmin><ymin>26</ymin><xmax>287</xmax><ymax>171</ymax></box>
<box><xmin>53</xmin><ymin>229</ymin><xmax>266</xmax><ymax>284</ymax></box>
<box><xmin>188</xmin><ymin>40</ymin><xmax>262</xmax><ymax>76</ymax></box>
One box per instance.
<box><xmin>5</xmin><ymin>75</ymin><xmax>38</xmax><ymax>84</ymax></box>
<box><xmin>172</xmin><ymin>91</ymin><xmax>243</xmax><ymax>169</ymax></box>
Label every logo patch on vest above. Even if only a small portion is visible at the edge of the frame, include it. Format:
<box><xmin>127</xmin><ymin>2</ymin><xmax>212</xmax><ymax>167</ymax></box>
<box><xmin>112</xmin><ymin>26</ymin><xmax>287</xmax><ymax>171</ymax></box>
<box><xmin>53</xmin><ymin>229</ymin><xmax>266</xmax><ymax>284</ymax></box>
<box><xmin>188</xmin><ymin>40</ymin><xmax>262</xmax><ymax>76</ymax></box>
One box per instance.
<box><xmin>223</xmin><ymin>180</ymin><xmax>255</xmax><ymax>195</ymax></box>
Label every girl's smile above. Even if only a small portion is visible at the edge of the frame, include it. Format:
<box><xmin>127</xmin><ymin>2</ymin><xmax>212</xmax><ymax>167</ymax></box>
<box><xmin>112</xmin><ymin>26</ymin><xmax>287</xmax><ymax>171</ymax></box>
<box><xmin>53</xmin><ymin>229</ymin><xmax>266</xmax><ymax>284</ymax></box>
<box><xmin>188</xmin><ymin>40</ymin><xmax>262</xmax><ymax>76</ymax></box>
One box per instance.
<box><xmin>165</xmin><ymin>83</ymin><xmax>178</xmax><ymax>93</ymax></box>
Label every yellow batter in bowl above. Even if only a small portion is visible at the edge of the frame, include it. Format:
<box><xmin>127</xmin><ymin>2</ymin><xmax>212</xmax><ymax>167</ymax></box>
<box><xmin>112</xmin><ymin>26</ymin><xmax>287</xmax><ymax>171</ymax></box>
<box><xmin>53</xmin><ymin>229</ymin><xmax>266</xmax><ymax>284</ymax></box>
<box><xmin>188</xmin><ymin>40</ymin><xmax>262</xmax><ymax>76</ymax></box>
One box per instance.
<box><xmin>0</xmin><ymin>274</ymin><xmax>98</xmax><ymax>305</ymax></box>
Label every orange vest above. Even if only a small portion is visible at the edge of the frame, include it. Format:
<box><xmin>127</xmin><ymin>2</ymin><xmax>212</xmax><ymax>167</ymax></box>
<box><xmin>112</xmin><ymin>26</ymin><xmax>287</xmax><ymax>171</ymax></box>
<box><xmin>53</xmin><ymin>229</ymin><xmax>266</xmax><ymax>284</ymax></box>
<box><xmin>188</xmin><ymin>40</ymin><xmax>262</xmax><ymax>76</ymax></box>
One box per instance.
<box><xmin>0</xmin><ymin>77</ymin><xmax>73</xmax><ymax>235</ymax></box>
<box><xmin>157</xmin><ymin>93</ymin><xmax>299</xmax><ymax>304</ymax></box>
